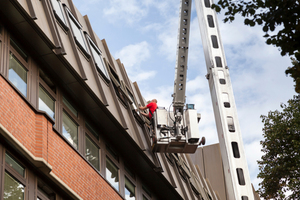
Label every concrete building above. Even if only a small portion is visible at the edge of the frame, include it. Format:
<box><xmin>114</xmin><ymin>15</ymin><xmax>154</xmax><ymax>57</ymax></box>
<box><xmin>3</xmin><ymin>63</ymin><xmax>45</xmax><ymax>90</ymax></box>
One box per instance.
<box><xmin>0</xmin><ymin>0</ymin><xmax>259</xmax><ymax>199</ymax></box>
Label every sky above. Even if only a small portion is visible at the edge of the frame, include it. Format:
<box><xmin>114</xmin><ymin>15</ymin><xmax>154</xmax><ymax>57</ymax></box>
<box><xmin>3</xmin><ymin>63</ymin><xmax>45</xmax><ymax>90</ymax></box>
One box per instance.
<box><xmin>71</xmin><ymin>0</ymin><xmax>296</xmax><ymax>194</ymax></box>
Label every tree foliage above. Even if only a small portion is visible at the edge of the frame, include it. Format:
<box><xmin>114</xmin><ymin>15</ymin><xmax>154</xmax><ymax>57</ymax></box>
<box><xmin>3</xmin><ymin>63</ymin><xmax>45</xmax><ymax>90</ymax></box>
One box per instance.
<box><xmin>257</xmin><ymin>95</ymin><xmax>300</xmax><ymax>199</ymax></box>
<box><xmin>212</xmin><ymin>0</ymin><xmax>300</xmax><ymax>93</ymax></box>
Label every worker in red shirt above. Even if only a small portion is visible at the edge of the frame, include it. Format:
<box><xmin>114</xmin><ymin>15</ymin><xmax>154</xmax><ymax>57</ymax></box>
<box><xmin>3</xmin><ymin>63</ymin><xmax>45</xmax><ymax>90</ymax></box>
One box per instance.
<box><xmin>139</xmin><ymin>99</ymin><xmax>157</xmax><ymax>119</ymax></box>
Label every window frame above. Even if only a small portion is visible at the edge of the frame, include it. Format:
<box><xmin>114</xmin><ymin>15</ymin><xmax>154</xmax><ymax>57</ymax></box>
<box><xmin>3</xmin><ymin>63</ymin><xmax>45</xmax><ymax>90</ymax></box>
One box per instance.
<box><xmin>124</xmin><ymin>175</ymin><xmax>136</xmax><ymax>200</ymax></box>
<box><xmin>65</xmin><ymin>7</ymin><xmax>89</xmax><ymax>57</ymax></box>
<box><xmin>4</xmin><ymin>151</ymin><xmax>27</xmax><ymax>199</ymax></box>
<box><xmin>38</xmin><ymin>83</ymin><xmax>56</xmax><ymax>121</ymax></box>
<box><xmin>49</xmin><ymin>0</ymin><xmax>67</xmax><ymax>29</ymax></box>
<box><xmin>8</xmin><ymin>37</ymin><xmax>29</xmax><ymax>98</ymax></box>
<box><xmin>86</xmin><ymin>34</ymin><xmax>110</xmax><ymax>82</ymax></box>
<box><xmin>105</xmin><ymin>156</ymin><xmax>120</xmax><ymax>192</ymax></box>
<box><xmin>62</xmin><ymin>98</ymin><xmax>80</xmax><ymax>150</ymax></box>
<box><xmin>84</xmin><ymin>123</ymin><xmax>101</xmax><ymax>171</ymax></box>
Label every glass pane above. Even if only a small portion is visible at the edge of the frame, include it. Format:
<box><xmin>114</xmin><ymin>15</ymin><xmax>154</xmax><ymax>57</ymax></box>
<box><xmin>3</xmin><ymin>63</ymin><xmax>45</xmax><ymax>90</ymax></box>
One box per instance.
<box><xmin>5</xmin><ymin>153</ymin><xmax>25</xmax><ymax>177</ymax></box>
<box><xmin>9</xmin><ymin>55</ymin><xmax>27</xmax><ymax>97</ymax></box>
<box><xmin>125</xmin><ymin>177</ymin><xmax>135</xmax><ymax>200</ymax></box>
<box><xmin>39</xmin><ymin>86</ymin><xmax>55</xmax><ymax>120</ymax></box>
<box><xmin>62</xmin><ymin>111</ymin><xmax>78</xmax><ymax>149</ymax></box>
<box><xmin>85</xmin><ymin>122</ymin><xmax>99</xmax><ymax>140</ymax></box>
<box><xmin>4</xmin><ymin>172</ymin><xmax>25</xmax><ymax>200</ymax></box>
<box><xmin>86</xmin><ymin>135</ymin><xmax>99</xmax><ymax>170</ymax></box>
<box><xmin>90</xmin><ymin>42</ymin><xmax>109</xmax><ymax>79</ymax></box>
<box><xmin>50</xmin><ymin>0</ymin><xmax>66</xmax><ymax>24</ymax></box>
<box><xmin>39</xmin><ymin>68</ymin><xmax>56</xmax><ymax>93</ymax></box>
<box><xmin>10</xmin><ymin>38</ymin><xmax>27</xmax><ymax>61</ymax></box>
<box><xmin>143</xmin><ymin>196</ymin><xmax>148</xmax><ymax>200</ymax></box>
<box><xmin>69</xmin><ymin>16</ymin><xmax>87</xmax><ymax>52</ymax></box>
<box><xmin>106</xmin><ymin>157</ymin><xmax>119</xmax><ymax>191</ymax></box>
<box><xmin>63</xmin><ymin>97</ymin><xmax>77</xmax><ymax>117</ymax></box>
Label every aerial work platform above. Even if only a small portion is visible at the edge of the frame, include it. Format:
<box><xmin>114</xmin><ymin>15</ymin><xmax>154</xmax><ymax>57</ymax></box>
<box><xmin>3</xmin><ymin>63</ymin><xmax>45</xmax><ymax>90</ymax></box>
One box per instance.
<box><xmin>150</xmin><ymin>106</ymin><xmax>205</xmax><ymax>153</ymax></box>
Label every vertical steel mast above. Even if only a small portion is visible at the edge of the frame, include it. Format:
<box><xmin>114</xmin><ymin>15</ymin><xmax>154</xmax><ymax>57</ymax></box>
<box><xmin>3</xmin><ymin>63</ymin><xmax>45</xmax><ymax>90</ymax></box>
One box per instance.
<box><xmin>194</xmin><ymin>0</ymin><xmax>254</xmax><ymax>199</ymax></box>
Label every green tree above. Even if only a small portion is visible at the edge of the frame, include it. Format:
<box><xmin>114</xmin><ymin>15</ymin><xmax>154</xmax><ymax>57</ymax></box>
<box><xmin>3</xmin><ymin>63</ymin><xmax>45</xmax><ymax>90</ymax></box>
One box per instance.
<box><xmin>212</xmin><ymin>0</ymin><xmax>300</xmax><ymax>93</ymax></box>
<box><xmin>257</xmin><ymin>95</ymin><xmax>300</xmax><ymax>199</ymax></box>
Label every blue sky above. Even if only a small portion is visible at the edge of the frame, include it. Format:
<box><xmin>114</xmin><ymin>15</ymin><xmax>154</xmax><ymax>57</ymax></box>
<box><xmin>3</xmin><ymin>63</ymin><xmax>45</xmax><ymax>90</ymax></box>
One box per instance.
<box><xmin>72</xmin><ymin>0</ymin><xmax>296</xmax><ymax>192</ymax></box>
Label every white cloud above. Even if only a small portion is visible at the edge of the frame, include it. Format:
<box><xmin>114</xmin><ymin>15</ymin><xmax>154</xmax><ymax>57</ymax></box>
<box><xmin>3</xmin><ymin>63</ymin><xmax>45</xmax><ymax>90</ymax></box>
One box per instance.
<box><xmin>115</xmin><ymin>41</ymin><xmax>156</xmax><ymax>82</ymax></box>
<box><xmin>103</xmin><ymin>0</ymin><xmax>148</xmax><ymax>24</ymax></box>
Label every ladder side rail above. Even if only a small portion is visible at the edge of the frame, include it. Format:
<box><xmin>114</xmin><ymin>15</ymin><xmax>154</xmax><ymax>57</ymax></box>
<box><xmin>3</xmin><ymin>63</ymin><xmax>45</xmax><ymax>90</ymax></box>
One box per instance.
<box><xmin>194</xmin><ymin>0</ymin><xmax>255</xmax><ymax>199</ymax></box>
<box><xmin>173</xmin><ymin>0</ymin><xmax>192</xmax><ymax>112</ymax></box>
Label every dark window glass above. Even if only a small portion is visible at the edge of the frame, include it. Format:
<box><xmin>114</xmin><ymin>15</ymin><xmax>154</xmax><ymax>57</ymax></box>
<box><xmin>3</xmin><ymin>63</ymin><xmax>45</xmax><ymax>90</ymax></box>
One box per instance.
<box><xmin>9</xmin><ymin>54</ymin><xmax>27</xmax><ymax>97</ymax></box>
<box><xmin>242</xmin><ymin>196</ymin><xmax>249</xmax><ymax>200</ymax></box>
<box><xmin>39</xmin><ymin>85</ymin><xmax>55</xmax><ymax>120</ymax></box>
<box><xmin>4</xmin><ymin>172</ymin><xmax>25</xmax><ymax>200</ymax></box>
<box><xmin>106</xmin><ymin>157</ymin><xmax>119</xmax><ymax>191</ymax></box>
<box><xmin>5</xmin><ymin>153</ymin><xmax>25</xmax><ymax>177</ymax></box>
<box><xmin>86</xmin><ymin>135</ymin><xmax>100</xmax><ymax>170</ymax></box>
<box><xmin>106</xmin><ymin>145</ymin><xmax>119</xmax><ymax>161</ymax></box>
<box><xmin>10</xmin><ymin>38</ymin><xmax>28</xmax><ymax>61</ymax></box>
<box><xmin>85</xmin><ymin>121</ymin><xmax>99</xmax><ymax>140</ymax></box>
<box><xmin>63</xmin><ymin>97</ymin><xmax>78</xmax><ymax>117</ymax></box>
<box><xmin>125</xmin><ymin>176</ymin><xmax>135</xmax><ymax>200</ymax></box>
<box><xmin>62</xmin><ymin>111</ymin><xmax>78</xmax><ymax>149</ymax></box>
<box><xmin>39</xmin><ymin>68</ymin><xmax>56</xmax><ymax>93</ymax></box>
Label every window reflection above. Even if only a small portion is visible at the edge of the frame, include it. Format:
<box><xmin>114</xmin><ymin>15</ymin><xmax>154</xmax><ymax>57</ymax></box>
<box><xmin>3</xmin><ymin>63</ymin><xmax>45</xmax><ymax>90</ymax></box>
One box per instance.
<box><xmin>86</xmin><ymin>135</ymin><xmax>99</xmax><ymax>170</ymax></box>
<box><xmin>106</xmin><ymin>157</ymin><xmax>119</xmax><ymax>191</ymax></box>
<box><xmin>9</xmin><ymin>55</ymin><xmax>27</xmax><ymax>97</ymax></box>
<box><xmin>39</xmin><ymin>86</ymin><xmax>55</xmax><ymax>120</ymax></box>
<box><xmin>62</xmin><ymin>111</ymin><xmax>78</xmax><ymax>149</ymax></box>
<box><xmin>125</xmin><ymin>177</ymin><xmax>135</xmax><ymax>200</ymax></box>
<box><xmin>4</xmin><ymin>172</ymin><xmax>25</xmax><ymax>200</ymax></box>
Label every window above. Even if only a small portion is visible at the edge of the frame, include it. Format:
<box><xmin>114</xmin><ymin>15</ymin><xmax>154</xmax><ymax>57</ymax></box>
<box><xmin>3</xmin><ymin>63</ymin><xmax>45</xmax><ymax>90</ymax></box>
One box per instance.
<box><xmin>85</xmin><ymin>121</ymin><xmax>99</xmax><ymax>140</ymax></box>
<box><xmin>62</xmin><ymin>111</ymin><xmax>78</xmax><ymax>149</ymax></box>
<box><xmin>4</xmin><ymin>152</ymin><xmax>26</xmax><ymax>200</ymax></box>
<box><xmin>9</xmin><ymin>54</ymin><xmax>27</xmax><ymax>97</ymax></box>
<box><xmin>63</xmin><ymin>97</ymin><xmax>78</xmax><ymax>117</ymax></box>
<box><xmin>127</xmin><ymin>89</ymin><xmax>137</xmax><ymax>110</ymax></box>
<box><xmin>125</xmin><ymin>176</ymin><xmax>135</xmax><ymax>200</ymax></box>
<box><xmin>39</xmin><ymin>68</ymin><xmax>56</xmax><ymax>93</ymax></box>
<box><xmin>88</xmin><ymin>36</ymin><xmax>110</xmax><ymax>80</ymax></box>
<box><xmin>85</xmin><ymin>135</ymin><xmax>100</xmax><ymax>170</ymax></box>
<box><xmin>10</xmin><ymin>38</ymin><xmax>28</xmax><ymax>62</ymax></box>
<box><xmin>39</xmin><ymin>85</ymin><xmax>55</xmax><ymax>120</ymax></box>
<box><xmin>68</xmin><ymin>11</ymin><xmax>88</xmax><ymax>53</ymax></box>
<box><xmin>50</xmin><ymin>0</ymin><xmax>66</xmax><ymax>25</ymax></box>
<box><xmin>5</xmin><ymin>153</ymin><xmax>25</xmax><ymax>177</ymax></box>
<box><xmin>204</xmin><ymin>0</ymin><xmax>210</xmax><ymax>8</ymax></box>
<box><xmin>106</xmin><ymin>157</ymin><xmax>119</xmax><ymax>191</ymax></box>
<box><xmin>4</xmin><ymin>172</ymin><xmax>25</xmax><ymax>200</ymax></box>
<box><xmin>109</xmin><ymin>67</ymin><xmax>127</xmax><ymax>105</ymax></box>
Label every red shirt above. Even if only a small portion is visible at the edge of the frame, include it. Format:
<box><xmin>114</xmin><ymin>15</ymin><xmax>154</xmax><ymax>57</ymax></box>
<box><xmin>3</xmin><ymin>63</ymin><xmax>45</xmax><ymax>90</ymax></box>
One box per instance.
<box><xmin>147</xmin><ymin>102</ymin><xmax>157</xmax><ymax>119</ymax></box>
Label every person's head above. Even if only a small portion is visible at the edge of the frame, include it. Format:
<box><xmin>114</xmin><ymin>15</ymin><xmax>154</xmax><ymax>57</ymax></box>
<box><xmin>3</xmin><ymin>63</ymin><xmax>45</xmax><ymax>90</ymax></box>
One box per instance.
<box><xmin>152</xmin><ymin>99</ymin><xmax>157</xmax><ymax>103</ymax></box>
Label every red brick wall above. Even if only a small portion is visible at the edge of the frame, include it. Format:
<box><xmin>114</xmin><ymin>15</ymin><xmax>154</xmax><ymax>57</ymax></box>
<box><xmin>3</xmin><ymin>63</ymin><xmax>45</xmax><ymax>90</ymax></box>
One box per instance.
<box><xmin>0</xmin><ymin>75</ymin><xmax>122</xmax><ymax>200</ymax></box>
